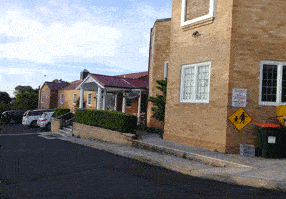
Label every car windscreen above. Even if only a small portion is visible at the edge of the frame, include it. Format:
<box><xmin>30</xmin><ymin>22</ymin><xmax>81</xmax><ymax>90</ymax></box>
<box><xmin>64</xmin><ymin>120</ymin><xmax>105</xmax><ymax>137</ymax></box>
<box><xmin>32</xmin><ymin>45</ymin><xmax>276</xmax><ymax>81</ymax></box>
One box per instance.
<box><xmin>29</xmin><ymin>111</ymin><xmax>43</xmax><ymax>116</ymax></box>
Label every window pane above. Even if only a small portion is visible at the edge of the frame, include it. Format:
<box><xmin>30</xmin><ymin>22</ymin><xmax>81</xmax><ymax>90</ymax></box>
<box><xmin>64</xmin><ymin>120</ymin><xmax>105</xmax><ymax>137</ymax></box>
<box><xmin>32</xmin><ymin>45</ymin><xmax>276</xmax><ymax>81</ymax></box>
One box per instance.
<box><xmin>261</xmin><ymin>64</ymin><xmax>277</xmax><ymax>102</ymax></box>
<box><xmin>196</xmin><ymin>65</ymin><xmax>209</xmax><ymax>100</ymax></box>
<box><xmin>183</xmin><ymin>67</ymin><xmax>195</xmax><ymax>100</ymax></box>
<box><xmin>282</xmin><ymin>66</ymin><xmax>286</xmax><ymax>102</ymax></box>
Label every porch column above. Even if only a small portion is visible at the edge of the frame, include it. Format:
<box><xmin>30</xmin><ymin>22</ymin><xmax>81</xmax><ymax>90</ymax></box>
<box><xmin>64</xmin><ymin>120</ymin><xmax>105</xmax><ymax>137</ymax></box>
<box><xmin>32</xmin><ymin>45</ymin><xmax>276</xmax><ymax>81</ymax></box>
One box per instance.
<box><xmin>122</xmin><ymin>92</ymin><xmax>126</xmax><ymax>113</ymax></box>
<box><xmin>137</xmin><ymin>90</ymin><xmax>142</xmax><ymax>125</ymax></box>
<box><xmin>79</xmin><ymin>87</ymin><xmax>84</xmax><ymax>108</ymax></box>
<box><xmin>97</xmin><ymin>87</ymin><xmax>102</xmax><ymax>110</ymax></box>
<box><xmin>114</xmin><ymin>94</ymin><xmax>118</xmax><ymax>111</ymax></box>
<box><xmin>102</xmin><ymin>89</ymin><xmax>107</xmax><ymax>110</ymax></box>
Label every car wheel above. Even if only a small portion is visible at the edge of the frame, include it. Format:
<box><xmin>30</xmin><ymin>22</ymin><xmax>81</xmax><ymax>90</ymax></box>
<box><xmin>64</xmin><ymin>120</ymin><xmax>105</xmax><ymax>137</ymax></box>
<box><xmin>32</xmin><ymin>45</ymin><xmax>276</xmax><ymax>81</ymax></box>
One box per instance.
<box><xmin>45</xmin><ymin>123</ymin><xmax>51</xmax><ymax>131</ymax></box>
<box><xmin>30</xmin><ymin>121</ymin><xmax>37</xmax><ymax>128</ymax></box>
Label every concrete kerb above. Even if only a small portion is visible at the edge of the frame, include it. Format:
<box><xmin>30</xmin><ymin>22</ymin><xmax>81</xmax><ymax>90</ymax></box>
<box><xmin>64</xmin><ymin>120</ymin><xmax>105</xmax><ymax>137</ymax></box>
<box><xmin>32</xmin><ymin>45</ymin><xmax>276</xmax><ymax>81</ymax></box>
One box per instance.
<box><xmin>56</xmin><ymin>136</ymin><xmax>285</xmax><ymax>191</ymax></box>
<box><xmin>132</xmin><ymin>140</ymin><xmax>255</xmax><ymax>169</ymax></box>
<box><xmin>40</xmin><ymin>132</ymin><xmax>286</xmax><ymax>191</ymax></box>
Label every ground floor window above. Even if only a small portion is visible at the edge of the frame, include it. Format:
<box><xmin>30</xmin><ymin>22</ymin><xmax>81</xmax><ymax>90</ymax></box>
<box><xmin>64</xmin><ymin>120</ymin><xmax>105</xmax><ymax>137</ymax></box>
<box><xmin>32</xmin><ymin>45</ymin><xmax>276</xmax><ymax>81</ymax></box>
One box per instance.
<box><xmin>259</xmin><ymin>60</ymin><xmax>286</xmax><ymax>105</ymax></box>
<box><xmin>180</xmin><ymin>62</ymin><xmax>211</xmax><ymax>103</ymax></box>
<box><xmin>87</xmin><ymin>93</ymin><xmax>92</xmax><ymax>105</ymax></box>
<box><xmin>41</xmin><ymin>94</ymin><xmax>44</xmax><ymax>103</ymax></box>
<box><xmin>73</xmin><ymin>93</ymin><xmax>77</xmax><ymax>104</ymax></box>
<box><xmin>60</xmin><ymin>93</ymin><xmax>64</xmax><ymax>104</ymax></box>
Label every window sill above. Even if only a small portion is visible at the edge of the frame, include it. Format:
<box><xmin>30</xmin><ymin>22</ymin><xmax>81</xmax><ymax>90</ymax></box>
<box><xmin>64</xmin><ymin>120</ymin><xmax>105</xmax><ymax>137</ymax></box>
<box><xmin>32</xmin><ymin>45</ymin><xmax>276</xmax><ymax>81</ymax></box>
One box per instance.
<box><xmin>259</xmin><ymin>101</ymin><xmax>286</xmax><ymax>106</ymax></box>
<box><xmin>182</xmin><ymin>17</ymin><xmax>214</xmax><ymax>31</ymax></box>
<box><xmin>180</xmin><ymin>100</ymin><xmax>209</xmax><ymax>103</ymax></box>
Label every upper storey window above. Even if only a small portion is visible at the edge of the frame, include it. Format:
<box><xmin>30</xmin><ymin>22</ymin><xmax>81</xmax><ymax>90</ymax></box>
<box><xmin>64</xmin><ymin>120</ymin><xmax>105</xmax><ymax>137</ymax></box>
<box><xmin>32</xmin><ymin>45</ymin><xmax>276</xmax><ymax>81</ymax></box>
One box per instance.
<box><xmin>181</xmin><ymin>0</ymin><xmax>216</xmax><ymax>27</ymax></box>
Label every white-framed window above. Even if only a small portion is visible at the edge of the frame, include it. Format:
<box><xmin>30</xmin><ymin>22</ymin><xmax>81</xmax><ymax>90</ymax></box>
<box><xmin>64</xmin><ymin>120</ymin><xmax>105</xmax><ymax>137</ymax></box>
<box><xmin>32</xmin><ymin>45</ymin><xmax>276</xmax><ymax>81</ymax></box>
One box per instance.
<box><xmin>72</xmin><ymin>93</ymin><xmax>77</xmax><ymax>104</ymax></box>
<box><xmin>60</xmin><ymin>93</ymin><xmax>64</xmax><ymax>104</ymax></box>
<box><xmin>164</xmin><ymin>61</ymin><xmax>169</xmax><ymax>79</ymax></box>
<box><xmin>41</xmin><ymin>94</ymin><xmax>44</xmax><ymax>103</ymax></box>
<box><xmin>181</xmin><ymin>0</ymin><xmax>216</xmax><ymax>27</ymax></box>
<box><xmin>180</xmin><ymin>62</ymin><xmax>211</xmax><ymax>103</ymax></box>
<box><xmin>87</xmin><ymin>93</ymin><xmax>92</xmax><ymax>105</ymax></box>
<box><xmin>259</xmin><ymin>60</ymin><xmax>286</xmax><ymax>106</ymax></box>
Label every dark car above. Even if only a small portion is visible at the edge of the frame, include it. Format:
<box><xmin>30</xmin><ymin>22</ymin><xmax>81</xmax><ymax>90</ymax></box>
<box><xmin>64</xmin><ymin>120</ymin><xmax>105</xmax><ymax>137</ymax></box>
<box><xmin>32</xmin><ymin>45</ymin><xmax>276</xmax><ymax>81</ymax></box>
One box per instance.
<box><xmin>1</xmin><ymin>110</ymin><xmax>27</xmax><ymax>124</ymax></box>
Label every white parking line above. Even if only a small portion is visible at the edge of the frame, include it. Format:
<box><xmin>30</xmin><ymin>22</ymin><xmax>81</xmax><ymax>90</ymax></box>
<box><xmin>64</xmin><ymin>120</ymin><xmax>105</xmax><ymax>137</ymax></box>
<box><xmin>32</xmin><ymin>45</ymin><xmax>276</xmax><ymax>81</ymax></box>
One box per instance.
<box><xmin>0</xmin><ymin>133</ymin><xmax>41</xmax><ymax>136</ymax></box>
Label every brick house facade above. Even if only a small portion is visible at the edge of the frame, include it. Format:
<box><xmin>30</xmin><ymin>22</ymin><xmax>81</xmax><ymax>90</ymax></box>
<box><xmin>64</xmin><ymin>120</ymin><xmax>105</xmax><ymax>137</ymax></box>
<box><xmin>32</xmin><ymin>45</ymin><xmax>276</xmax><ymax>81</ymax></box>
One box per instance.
<box><xmin>149</xmin><ymin>0</ymin><xmax>286</xmax><ymax>153</ymax></box>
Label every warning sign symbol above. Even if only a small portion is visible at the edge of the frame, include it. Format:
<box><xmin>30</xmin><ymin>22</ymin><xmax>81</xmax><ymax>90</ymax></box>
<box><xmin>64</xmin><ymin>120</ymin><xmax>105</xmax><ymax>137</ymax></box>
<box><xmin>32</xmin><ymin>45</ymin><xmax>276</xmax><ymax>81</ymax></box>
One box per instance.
<box><xmin>228</xmin><ymin>108</ymin><xmax>252</xmax><ymax>130</ymax></box>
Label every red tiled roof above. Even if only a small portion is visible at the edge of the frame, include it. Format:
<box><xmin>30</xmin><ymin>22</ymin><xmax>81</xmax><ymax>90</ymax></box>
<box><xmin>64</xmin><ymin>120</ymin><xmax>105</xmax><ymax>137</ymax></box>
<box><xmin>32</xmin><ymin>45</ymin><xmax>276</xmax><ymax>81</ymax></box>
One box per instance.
<box><xmin>116</xmin><ymin>71</ymin><xmax>148</xmax><ymax>79</ymax></box>
<box><xmin>61</xmin><ymin>80</ymin><xmax>83</xmax><ymax>90</ymax></box>
<box><xmin>88</xmin><ymin>73</ymin><xmax>148</xmax><ymax>89</ymax></box>
<box><xmin>45</xmin><ymin>82</ymin><xmax>70</xmax><ymax>90</ymax></box>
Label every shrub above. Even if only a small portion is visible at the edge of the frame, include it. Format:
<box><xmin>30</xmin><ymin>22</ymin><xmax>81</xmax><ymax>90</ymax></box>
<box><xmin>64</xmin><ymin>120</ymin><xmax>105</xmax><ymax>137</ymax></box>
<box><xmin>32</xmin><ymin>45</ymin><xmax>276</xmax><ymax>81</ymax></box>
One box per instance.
<box><xmin>55</xmin><ymin>108</ymin><xmax>70</xmax><ymax>118</ymax></box>
<box><xmin>0</xmin><ymin>102</ymin><xmax>11</xmax><ymax>115</ymax></box>
<box><xmin>75</xmin><ymin>109</ymin><xmax>137</xmax><ymax>134</ymax></box>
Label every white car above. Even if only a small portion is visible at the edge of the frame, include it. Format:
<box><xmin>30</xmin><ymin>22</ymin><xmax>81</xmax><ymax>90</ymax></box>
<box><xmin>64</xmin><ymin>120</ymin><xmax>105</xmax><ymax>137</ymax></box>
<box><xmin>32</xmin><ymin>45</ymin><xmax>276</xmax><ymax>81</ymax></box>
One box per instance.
<box><xmin>22</xmin><ymin>109</ymin><xmax>54</xmax><ymax>127</ymax></box>
<box><xmin>37</xmin><ymin>111</ymin><xmax>56</xmax><ymax>131</ymax></box>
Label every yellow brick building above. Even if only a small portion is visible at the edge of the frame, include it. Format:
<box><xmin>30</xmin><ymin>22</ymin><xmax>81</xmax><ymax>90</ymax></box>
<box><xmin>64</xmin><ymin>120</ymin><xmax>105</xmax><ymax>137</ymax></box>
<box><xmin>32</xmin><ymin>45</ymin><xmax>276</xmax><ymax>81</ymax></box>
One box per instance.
<box><xmin>149</xmin><ymin>0</ymin><xmax>286</xmax><ymax>153</ymax></box>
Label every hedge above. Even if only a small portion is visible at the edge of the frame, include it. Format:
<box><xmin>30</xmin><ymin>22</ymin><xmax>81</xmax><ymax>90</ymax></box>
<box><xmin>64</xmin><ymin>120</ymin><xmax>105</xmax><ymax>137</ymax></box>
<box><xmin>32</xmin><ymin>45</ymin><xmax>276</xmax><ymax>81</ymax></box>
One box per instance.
<box><xmin>75</xmin><ymin>109</ymin><xmax>137</xmax><ymax>134</ymax></box>
<box><xmin>55</xmin><ymin>108</ymin><xmax>70</xmax><ymax>118</ymax></box>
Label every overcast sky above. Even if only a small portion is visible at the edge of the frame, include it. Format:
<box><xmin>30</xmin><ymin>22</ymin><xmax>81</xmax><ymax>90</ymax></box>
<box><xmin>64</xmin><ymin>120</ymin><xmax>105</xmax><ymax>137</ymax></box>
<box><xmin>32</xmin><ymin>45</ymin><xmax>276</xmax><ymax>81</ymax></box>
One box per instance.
<box><xmin>0</xmin><ymin>0</ymin><xmax>172</xmax><ymax>97</ymax></box>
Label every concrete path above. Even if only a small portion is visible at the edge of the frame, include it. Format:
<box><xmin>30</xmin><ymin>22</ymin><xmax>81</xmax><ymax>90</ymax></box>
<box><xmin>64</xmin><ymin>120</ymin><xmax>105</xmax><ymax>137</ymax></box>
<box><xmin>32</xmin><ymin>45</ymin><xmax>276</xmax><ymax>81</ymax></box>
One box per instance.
<box><xmin>38</xmin><ymin>130</ymin><xmax>286</xmax><ymax>191</ymax></box>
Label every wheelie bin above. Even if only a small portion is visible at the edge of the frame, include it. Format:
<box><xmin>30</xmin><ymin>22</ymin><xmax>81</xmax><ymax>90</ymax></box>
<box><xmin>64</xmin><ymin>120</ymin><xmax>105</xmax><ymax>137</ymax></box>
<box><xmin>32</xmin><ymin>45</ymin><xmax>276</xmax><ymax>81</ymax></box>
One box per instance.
<box><xmin>255</xmin><ymin>124</ymin><xmax>286</xmax><ymax>158</ymax></box>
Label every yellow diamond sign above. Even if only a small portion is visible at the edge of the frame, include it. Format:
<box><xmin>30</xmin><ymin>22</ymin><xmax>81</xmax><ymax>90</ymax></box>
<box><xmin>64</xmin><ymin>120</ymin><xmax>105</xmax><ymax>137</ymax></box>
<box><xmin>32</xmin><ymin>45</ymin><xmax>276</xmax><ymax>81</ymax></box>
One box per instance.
<box><xmin>228</xmin><ymin>108</ymin><xmax>252</xmax><ymax>130</ymax></box>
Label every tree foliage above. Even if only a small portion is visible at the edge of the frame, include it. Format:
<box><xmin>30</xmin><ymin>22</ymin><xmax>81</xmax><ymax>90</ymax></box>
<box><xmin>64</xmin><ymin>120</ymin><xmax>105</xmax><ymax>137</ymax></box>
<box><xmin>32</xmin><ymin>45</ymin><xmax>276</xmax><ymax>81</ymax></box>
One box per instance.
<box><xmin>148</xmin><ymin>79</ymin><xmax>167</xmax><ymax>122</ymax></box>
<box><xmin>12</xmin><ymin>85</ymin><xmax>39</xmax><ymax>110</ymax></box>
<box><xmin>0</xmin><ymin>92</ymin><xmax>11</xmax><ymax>104</ymax></box>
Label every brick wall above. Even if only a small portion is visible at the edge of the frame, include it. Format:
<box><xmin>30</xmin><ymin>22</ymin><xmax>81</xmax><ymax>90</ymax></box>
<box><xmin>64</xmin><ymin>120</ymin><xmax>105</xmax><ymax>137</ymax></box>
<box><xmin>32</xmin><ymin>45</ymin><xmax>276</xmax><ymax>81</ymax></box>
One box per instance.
<box><xmin>161</xmin><ymin>0</ymin><xmax>286</xmax><ymax>153</ymax></box>
<box><xmin>73</xmin><ymin>122</ymin><xmax>135</xmax><ymax>146</ymax></box>
<box><xmin>163</xmin><ymin>0</ymin><xmax>233</xmax><ymax>152</ymax></box>
<box><xmin>57</xmin><ymin>90</ymin><xmax>97</xmax><ymax>112</ymax></box>
<box><xmin>147</xmin><ymin>18</ymin><xmax>171</xmax><ymax>129</ymax></box>
<box><xmin>225</xmin><ymin>0</ymin><xmax>286</xmax><ymax>153</ymax></box>
<box><xmin>38</xmin><ymin>84</ymin><xmax>51</xmax><ymax>109</ymax></box>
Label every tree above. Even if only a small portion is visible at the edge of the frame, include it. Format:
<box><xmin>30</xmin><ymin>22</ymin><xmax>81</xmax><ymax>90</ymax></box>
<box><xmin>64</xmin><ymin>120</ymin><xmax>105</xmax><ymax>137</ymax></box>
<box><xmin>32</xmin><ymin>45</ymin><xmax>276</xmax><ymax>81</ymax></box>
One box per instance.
<box><xmin>148</xmin><ymin>79</ymin><xmax>167</xmax><ymax>122</ymax></box>
<box><xmin>0</xmin><ymin>92</ymin><xmax>11</xmax><ymax>104</ymax></box>
<box><xmin>12</xmin><ymin>85</ymin><xmax>39</xmax><ymax>110</ymax></box>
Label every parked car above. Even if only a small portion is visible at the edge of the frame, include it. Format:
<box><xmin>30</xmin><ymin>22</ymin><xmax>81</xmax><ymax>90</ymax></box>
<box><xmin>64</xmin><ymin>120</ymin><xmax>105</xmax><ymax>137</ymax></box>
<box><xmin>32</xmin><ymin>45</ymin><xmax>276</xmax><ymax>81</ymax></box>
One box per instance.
<box><xmin>37</xmin><ymin>111</ymin><xmax>56</xmax><ymax>131</ymax></box>
<box><xmin>22</xmin><ymin>109</ymin><xmax>54</xmax><ymax>128</ymax></box>
<box><xmin>1</xmin><ymin>110</ymin><xmax>26</xmax><ymax>124</ymax></box>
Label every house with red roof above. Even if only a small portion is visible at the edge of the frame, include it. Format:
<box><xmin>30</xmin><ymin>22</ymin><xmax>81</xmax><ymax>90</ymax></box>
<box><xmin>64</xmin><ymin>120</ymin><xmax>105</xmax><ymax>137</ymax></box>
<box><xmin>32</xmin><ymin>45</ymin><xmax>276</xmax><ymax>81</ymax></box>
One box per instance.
<box><xmin>75</xmin><ymin>70</ymin><xmax>149</xmax><ymax>124</ymax></box>
<box><xmin>38</xmin><ymin>69</ymin><xmax>149</xmax><ymax>124</ymax></box>
<box><xmin>38</xmin><ymin>80</ymin><xmax>70</xmax><ymax>110</ymax></box>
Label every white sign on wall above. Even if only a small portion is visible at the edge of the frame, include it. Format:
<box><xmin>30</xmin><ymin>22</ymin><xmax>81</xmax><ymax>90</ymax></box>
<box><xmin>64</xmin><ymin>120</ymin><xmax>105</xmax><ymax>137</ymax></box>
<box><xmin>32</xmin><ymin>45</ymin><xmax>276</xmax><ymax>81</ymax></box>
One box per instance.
<box><xmin>232</xmin><ymin>88</ymin><xmax>247</xmax><ymax>107</ymax></box>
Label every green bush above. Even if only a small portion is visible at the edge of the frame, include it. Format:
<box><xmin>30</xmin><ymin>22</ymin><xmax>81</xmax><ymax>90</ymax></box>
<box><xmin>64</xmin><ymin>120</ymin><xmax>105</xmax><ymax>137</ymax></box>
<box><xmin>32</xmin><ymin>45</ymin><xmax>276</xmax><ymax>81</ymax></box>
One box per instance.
<box><xmin>75</xmin><ymin>109</ymin><xmax>137</xmax><ymax>134</ymax></box>
<box><xmin>0</xmin><ymin>102</ymin><xmax>11</xmax><ymax>115</ymax></box>
<box><xmin>55</xmin><ymin>108</ymin><xmax>70</xmax><ymax>118</ymax></box>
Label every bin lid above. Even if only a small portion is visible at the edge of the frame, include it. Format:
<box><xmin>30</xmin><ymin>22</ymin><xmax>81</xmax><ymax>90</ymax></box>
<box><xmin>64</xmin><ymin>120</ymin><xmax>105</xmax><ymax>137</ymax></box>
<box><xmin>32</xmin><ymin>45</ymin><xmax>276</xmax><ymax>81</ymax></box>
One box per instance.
<box><xmin>255</xmin><ymin>124</ymin><xmax>281</xmax><ymax>127</ymax></box>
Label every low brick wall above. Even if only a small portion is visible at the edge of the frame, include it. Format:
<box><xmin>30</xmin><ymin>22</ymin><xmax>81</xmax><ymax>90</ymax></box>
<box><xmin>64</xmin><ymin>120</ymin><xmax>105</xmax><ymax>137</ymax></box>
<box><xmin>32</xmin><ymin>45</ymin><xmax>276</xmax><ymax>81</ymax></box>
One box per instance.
<box><xmin>73</xmin><ymin>122</ymin><xmax>136</xmax><ymax>146</ymax></box>
<box><xmin>51</xmin><ymin>119</ymin><xmax>61</xmax><ymax>132</ymax></box>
